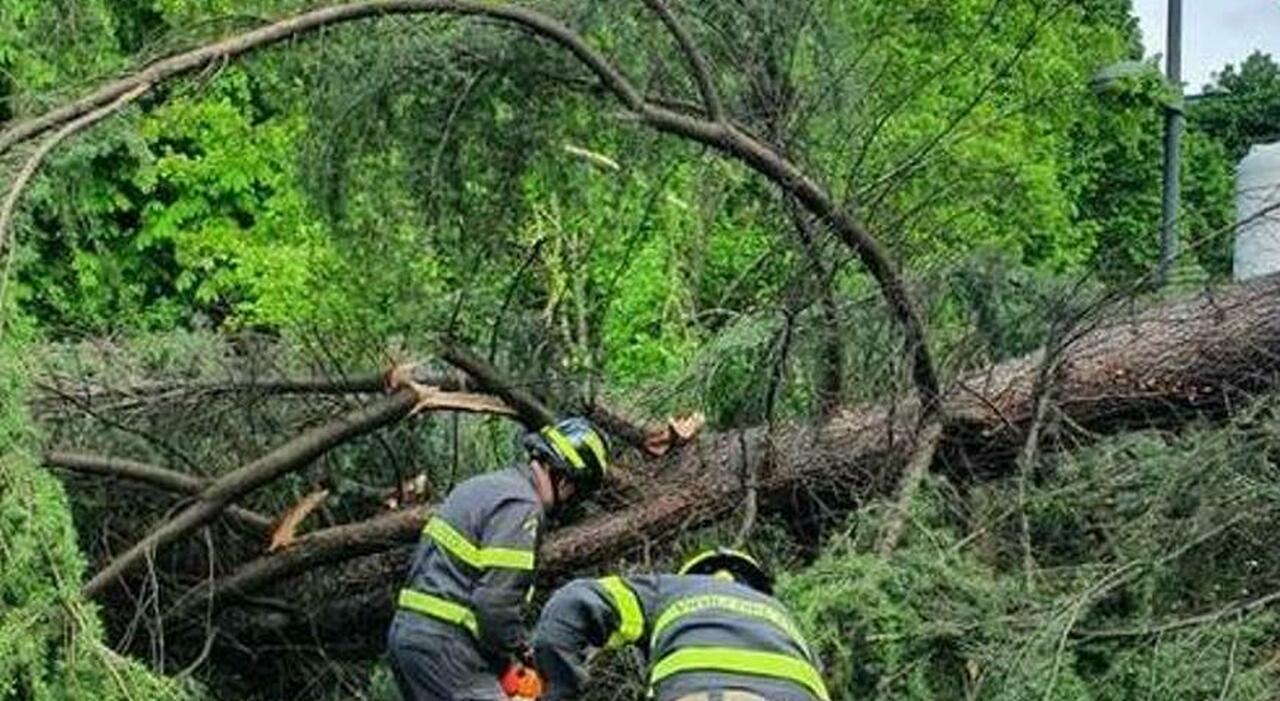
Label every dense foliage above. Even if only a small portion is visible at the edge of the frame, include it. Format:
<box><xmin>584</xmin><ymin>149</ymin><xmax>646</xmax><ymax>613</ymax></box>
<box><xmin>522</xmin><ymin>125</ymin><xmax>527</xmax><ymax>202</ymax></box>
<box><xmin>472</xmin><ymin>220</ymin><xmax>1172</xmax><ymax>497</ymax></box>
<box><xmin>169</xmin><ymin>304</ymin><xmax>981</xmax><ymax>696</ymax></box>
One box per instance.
<box><xmin>3</xmin><ymin>1</ymin><xmax>1243</xmax><ymax>354</ymax></box>
<box><xmin>782</xmin><ymin>404</ymin><xmax>1280</xmax><ymax>700</ymax></box>
<box><xmin>2</xmin><ymin>0</ymin><xmax>1278</xmax><ymax>699</ymax></box>
<box><xmin>0</xmin><ymin>333</ymin><xmax>200</xmax><ymax>701</ymax></box>
<box><xmin>1192</xmin><ymin>51</ymin><xmax>1280</xmax><ymax>160</ymax></box>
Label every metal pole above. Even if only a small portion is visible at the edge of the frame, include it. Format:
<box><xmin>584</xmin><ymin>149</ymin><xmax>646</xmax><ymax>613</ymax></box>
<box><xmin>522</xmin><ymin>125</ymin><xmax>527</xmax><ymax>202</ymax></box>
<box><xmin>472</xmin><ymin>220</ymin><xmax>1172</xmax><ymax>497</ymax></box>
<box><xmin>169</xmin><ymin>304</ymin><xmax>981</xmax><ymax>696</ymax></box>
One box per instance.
<box><xmin>1158</xmin><ymin>0</ymin><xmax>1183</xmax><ymax>287</ymax></box>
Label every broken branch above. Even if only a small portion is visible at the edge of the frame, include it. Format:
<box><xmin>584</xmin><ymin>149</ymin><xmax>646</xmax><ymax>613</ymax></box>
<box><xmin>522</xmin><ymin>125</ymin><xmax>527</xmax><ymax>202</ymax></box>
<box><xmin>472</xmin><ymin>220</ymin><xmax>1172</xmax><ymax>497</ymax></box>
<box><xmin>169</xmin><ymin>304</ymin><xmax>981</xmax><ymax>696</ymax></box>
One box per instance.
<box><xmin>439</xmin><ymin>343</ymin><xmax>555</xmax><ymax>428</ymax></box>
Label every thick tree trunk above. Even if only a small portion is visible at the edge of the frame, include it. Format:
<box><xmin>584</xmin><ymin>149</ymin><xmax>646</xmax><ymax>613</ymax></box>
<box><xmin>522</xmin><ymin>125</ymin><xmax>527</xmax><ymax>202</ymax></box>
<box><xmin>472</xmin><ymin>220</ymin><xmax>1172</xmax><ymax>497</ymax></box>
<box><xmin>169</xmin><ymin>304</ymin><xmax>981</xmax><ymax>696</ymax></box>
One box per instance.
<box><xmin>205</xmin><ymin>275</ymin><xmax>1280</xmax><ymax>657</ymax></box>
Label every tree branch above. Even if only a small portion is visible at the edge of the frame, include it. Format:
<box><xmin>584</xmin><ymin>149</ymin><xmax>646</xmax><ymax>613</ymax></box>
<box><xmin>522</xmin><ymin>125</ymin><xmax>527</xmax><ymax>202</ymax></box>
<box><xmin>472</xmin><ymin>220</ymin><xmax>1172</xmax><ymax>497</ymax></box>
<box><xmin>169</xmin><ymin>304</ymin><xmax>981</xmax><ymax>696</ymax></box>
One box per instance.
<box><xmin>787</xmin><ymin>203</ymin><xmax>843</xmax><ymax>415</ymax></box>
<box><xmin>875</xmin><ymin>419</ymin><xmax>944</xmax><ymax>554</ymax></box>
<box><xmin>439</xmin><ymin>343</ymin><xmax>555</xmax><ymax>428</ymax></box>
<box><xmin>1074</xmin><ymin>589</ymin><xmax>1280</xmax><ymax>640</ymax></box>
<box><xmin>581</xmin><ymin>400</ymin><xmax>659</xmax><ymax>454</ymax></box>
<box><xmin>31</xmin><ymin>365</ymin><xmax>472</xmax><ymax>417</ymax></box>
<box><xmin>166</xmin><ymin>506</ymin><xmax>431</xmax><ymax>624</ymax></box>
<box><xmin>0</xmin><ymin>1</ymin><xmax>641</xmax><ymax>157</ymax></box>
<box><xmin>639</xmin><ymin>0</ymin><xmax>725</xmax><ymax>121</ymax></box>
<box><xmin>82</xmin><ymin>389</ymin><xmax>420</xmax><ymax>598</ymax></box>
<box><xmin>43</xmin><ymin>451</ymin><xmax>273</xmax><ymax>533</ymax></box>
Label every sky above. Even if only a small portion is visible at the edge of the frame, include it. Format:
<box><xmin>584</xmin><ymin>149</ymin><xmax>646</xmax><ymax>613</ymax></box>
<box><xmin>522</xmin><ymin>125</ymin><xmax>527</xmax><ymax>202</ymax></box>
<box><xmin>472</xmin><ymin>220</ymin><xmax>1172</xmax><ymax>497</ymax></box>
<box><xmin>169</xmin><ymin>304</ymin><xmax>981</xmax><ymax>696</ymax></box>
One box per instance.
<box><xmin>1132</xmin><ymin>0</ymin><xmax>1280</xmax><ymax>93</ymax></box>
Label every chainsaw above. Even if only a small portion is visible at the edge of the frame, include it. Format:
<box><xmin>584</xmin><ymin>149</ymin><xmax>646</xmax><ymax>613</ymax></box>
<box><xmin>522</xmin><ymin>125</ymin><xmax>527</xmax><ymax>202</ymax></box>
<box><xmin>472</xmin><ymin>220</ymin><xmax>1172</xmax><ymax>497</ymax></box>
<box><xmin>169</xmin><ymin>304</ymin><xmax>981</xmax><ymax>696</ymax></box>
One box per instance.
<box><xmin>500</xmin><ymin>663</ymin><xmax>544</xmax><ymax>700</ymax></box>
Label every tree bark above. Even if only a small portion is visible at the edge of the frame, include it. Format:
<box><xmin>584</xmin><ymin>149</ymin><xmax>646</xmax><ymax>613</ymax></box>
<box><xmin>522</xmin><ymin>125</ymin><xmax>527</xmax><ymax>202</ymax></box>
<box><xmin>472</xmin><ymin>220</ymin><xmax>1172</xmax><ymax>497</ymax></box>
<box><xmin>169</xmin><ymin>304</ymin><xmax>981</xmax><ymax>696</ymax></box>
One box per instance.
<box><xmin>204</xmin><ymin>275</ymin><xmax>1280</xmax><ymax>655</ymax></box>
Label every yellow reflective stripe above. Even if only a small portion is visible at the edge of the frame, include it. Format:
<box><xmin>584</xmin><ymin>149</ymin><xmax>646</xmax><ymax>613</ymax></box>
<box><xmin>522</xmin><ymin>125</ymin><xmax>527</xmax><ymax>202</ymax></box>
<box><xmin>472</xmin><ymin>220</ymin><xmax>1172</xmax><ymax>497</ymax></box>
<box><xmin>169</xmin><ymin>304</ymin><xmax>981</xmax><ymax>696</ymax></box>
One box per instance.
<box><xmin>541</xmin><ymin>427</ymin><xmax>586</xmax><ymax>470</ymax></box>
<box><xmin>580</xmin><ymin>431</ymin><xmax>609</xmax><ymax>472</ymax></box>
<box><xmin>650</xmin><ymin>595</ymin><xmax>812</xmax><ymax>658</ymax></box>
<box><xmin>397</xmin><ymin>589</ymin><xmax>479</xmax><ymax>638</ymax></box>
<box><xmin>650</xmin><ymin>648</ymin><xmax>829</xmax><ymax>701</ymax></box>
<box><xmin>599</xmin><ymin>577</ymin><xmax>644</xmax><ymax>649</ymax></box>
<box><xmin>423</xmin><ymin>517</ymin><xmax>535</xmax><ymax>570</ymax></box>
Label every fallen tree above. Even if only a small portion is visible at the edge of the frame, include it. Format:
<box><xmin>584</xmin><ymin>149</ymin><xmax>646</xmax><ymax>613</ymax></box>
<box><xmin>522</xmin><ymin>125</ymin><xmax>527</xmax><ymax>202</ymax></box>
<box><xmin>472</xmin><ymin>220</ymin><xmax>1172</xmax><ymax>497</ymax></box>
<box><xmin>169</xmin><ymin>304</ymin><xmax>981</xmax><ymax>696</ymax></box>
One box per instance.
<box><xmin>197</xmin><ymin>274</ymin><xmax>1280</xmax><ymax>657</ymax></box>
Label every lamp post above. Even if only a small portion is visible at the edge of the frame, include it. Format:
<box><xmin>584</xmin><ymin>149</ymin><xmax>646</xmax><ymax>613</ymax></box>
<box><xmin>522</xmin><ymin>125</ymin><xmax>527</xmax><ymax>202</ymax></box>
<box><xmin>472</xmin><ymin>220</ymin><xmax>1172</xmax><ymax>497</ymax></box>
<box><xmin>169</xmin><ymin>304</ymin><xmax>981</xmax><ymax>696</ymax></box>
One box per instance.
<box><xmin>1158</xmin><ymin>0</ymin><xmax>1184</xmax><ymax>288</ymax></box>
<box><xmin>1092</xmin><ymin>0</ymin><xmax>1184</xmax><ymax>289</ymax></box>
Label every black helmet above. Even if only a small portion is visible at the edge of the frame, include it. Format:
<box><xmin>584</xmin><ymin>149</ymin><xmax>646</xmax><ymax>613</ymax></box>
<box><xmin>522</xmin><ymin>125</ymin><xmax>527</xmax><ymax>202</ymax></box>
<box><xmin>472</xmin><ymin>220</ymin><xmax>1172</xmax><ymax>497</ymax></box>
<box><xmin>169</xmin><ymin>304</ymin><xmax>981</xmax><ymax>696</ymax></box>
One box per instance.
<box><xmin>521</xmin><ymin>417</ymin><xmax>611</xmax><ymax>495</ymax></box>
<box><xmin>678</xmin><ymin>547</ymin><xmax>773</xmax><ymax>595</ymax></box>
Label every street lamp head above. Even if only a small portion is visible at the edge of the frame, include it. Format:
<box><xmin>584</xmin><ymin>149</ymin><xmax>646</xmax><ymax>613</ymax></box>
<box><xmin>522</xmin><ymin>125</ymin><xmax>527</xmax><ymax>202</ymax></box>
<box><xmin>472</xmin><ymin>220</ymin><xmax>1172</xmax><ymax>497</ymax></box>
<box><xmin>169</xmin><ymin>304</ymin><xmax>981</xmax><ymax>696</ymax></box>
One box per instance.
<box><xmin>1090</xmin><ymin>60</ymin><xmax>1163</xmax><ymax>94</ymax></box>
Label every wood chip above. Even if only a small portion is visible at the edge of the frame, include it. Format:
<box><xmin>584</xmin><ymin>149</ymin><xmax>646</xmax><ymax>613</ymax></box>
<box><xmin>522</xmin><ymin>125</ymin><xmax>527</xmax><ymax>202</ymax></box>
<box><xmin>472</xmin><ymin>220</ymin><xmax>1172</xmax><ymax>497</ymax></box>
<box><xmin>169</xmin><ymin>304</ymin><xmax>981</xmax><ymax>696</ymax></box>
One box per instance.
<box><xmin>268</xmin><ymin>489</ymin><xmax>330</xmax><ymax>552</ymax></box>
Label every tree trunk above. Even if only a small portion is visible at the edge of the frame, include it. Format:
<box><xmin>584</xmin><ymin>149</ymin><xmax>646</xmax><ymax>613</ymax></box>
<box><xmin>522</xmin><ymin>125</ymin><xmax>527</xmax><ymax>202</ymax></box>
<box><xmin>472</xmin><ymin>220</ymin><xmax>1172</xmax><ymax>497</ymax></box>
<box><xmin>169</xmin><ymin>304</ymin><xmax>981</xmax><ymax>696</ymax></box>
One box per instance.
<box><xmin>205</xmin><ymin>275</ymin><xmax>1280</xmax><ymax>658</ymax></box>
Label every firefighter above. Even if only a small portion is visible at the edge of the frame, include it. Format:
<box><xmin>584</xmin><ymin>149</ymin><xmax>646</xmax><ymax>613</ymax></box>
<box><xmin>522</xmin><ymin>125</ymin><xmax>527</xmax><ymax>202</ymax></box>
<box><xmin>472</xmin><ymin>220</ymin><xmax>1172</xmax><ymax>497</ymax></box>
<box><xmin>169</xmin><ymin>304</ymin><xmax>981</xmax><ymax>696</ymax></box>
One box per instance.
<box><xmin>532</xmin><ymin>547</ymin><xmax>828</xmax><ymax>701</ymax></box>
<box><xmin>387</xmin><ymin>416</ymin><xmax>611</xmax><ymax>701</ymax></box>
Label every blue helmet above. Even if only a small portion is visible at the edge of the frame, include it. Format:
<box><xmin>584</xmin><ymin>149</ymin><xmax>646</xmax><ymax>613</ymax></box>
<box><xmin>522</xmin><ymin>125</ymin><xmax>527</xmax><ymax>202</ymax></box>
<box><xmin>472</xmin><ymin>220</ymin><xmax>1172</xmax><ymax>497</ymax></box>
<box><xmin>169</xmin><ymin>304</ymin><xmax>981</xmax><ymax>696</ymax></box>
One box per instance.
<box><xmin>521</xmin><ymin>417</ymin><xmax>611</xmax><ymax>494</ymax></box>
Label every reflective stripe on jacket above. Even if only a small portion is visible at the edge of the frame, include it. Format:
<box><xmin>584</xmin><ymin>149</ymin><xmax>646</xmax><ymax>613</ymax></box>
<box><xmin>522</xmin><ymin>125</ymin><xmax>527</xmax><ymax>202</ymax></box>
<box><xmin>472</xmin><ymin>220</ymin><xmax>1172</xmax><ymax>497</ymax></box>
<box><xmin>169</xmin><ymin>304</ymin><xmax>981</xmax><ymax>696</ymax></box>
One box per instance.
<box><xmin>398</xmin><ymin>465</ymin><xmax>543</xmax><ymax>661</ymax></box>
<box><xmin>533</xmin><ymin>574</ymin><xmax>827</xmax><ymax>701</ymax></box>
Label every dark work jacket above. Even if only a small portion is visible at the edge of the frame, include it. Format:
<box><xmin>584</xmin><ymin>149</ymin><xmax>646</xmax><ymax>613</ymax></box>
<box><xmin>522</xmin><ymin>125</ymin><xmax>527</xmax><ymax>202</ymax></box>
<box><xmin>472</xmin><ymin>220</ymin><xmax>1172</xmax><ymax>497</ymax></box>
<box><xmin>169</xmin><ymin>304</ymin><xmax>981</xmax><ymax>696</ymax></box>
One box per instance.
<box><xmin>532</xmin><ymin>574</ymin><xmax>828</xmax><ymax>701</ymax></box>
<box><xmin>396</xmin><ymin>464</ymin><xmax>544</xmax><ymax>664</ymax></box>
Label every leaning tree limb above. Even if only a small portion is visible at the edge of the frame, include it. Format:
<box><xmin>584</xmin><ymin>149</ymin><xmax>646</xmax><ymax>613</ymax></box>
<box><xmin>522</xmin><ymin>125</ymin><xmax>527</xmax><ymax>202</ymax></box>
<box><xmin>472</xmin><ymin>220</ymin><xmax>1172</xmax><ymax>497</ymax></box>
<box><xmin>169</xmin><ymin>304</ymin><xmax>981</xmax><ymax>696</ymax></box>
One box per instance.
<box><xmin>201</xmin><ymin>275</ymin><xmax>1280</xmax><ymax>653</ymax></box>
<box><xmin>1</xmin><ymin>0</ymin><xmax>938</xmax><ymax>425</ymax></box>
<box><xmin>82</xmin><ymin>389</ymin><xmax>421</xmax><ymax>597</ymax></box>
<box><xmin>43</xmin><ymin>451</ymin><xmax>273</xmax><ymax>532</ymax></box>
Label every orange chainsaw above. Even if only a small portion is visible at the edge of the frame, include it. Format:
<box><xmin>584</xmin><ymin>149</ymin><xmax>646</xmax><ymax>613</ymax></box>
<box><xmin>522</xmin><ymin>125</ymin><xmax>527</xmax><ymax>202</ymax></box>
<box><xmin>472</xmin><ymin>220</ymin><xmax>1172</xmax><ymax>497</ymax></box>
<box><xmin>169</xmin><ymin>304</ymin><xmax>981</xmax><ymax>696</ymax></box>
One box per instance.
<box><xmin>500</xmin><ymin>663</ymin><xmax>544</xmax><ymax>700</ymax></box>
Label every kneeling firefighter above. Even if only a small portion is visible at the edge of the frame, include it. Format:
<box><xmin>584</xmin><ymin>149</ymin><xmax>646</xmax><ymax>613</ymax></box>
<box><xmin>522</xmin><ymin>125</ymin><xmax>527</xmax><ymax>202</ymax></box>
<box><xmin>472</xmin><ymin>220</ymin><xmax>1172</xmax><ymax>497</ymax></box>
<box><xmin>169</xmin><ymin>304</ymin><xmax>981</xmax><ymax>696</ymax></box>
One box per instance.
<box><xmin>532</xmin><ymin>548</ymin><xmax>828</xmax><ymax>701</ymax></box>
<box><xmin>387</xmin><ymin>417</ymin><xmax>611</xmax><ymax>701</ymax></box>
